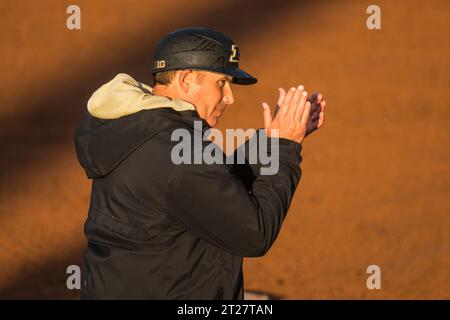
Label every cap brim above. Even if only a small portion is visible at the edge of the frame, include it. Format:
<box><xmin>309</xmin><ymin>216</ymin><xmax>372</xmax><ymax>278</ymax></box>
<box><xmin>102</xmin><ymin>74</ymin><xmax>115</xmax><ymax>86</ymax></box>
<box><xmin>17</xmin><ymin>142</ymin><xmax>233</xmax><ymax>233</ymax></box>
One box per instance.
<box><xmin>229</xmin><ymin>68</ymin><xmax>257</xmax><ymax>85</ymax></box>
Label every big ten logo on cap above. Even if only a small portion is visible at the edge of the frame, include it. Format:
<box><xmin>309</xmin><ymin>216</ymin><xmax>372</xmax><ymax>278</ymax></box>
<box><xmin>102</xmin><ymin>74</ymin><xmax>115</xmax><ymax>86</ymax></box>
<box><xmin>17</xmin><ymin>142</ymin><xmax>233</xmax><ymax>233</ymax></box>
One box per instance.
<box><xmin>229</xmin><ymin>44</ymin><xmax>240</xmax><ymax>63</ymax></box>
<box><xmin>154</xmin><ymin>60</ymin><xmax>166</xmax><ymax>69</ymax></box>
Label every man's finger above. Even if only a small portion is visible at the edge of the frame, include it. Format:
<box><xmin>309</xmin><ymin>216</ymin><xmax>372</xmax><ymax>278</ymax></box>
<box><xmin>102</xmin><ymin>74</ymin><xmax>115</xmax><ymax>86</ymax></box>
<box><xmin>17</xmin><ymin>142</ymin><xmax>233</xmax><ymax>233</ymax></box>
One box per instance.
<box><xmin>290</xmin><ymin>85</ymin><xmax>304</xmax><ymax>116</ymax></box>
<box><xmin>262</xmin><ymin>102</ymin><xmax>273</xmax><ymax>128</ymax></box>
<box><xmin>317</xmin><ymin>93</ymin><xmax>322</xmax><ymax>104</ymax></box>
<box><xmin>321</xmin><ymin>100</ymin><xmax>326</xmax><ymax>112</ymax></box>
<box><xmin>317</xmin><ymin>100</ymin><xmax>326</xmax><ymax>128</ymax></box>
<box><xmin>295</xmin><ymin>90</ymin><xmax>308</xmax><ymax>122</ymax></box>
<box><xmin>300</xmin><ymin>101</ymin><xmax>312</xmax><ymax>127</ymax></box>
<box><xmin>299</xmin><ymin>90</ymin><xmax>308</xmax><ymax>108</ymax></box>
<box><xmin>273</xmin><ymin>88</ymin><xmax>286</xmax><ymax>117</ymax></box>
<box><xmin>277</xmin><ymin>88</ymin><xmax>286</xmax><ymax>107</ymax></box>
<box><xmin>294</xmin><ymin>90</ymin><xmax>308</xmax><ymax>123</ymax></box>
<box><xmin>278</xmin><ymin>87</ymin><xmax>295</xmax><ymax>117</ymax></box>
<box><xmin>311</xmin><ymin>101</ymin><xmax>320</xmax><ymax>118</ymax></box>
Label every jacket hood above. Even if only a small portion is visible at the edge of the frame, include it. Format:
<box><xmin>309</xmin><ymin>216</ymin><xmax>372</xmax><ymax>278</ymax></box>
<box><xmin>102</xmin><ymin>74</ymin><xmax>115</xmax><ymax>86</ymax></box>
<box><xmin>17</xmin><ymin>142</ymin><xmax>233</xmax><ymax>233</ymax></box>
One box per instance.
<box><xmin>75</xmin><ymin>73</ymin><xmax>203</xmax><ymax>179</ymax></box>
<box><xmin>87</xmin><ymin>73</ymin><xmax>196</xmax><ymax>119</ymax></box>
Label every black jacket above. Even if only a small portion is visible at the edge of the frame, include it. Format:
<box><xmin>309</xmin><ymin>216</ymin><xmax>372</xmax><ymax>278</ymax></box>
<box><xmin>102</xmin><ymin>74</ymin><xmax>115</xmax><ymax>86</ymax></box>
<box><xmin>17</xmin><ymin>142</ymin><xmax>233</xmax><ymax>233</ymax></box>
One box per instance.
<box><xmin>74</xmin><ymin>107</ymin><xmax>302</xmax><ymax>299</ymax></box>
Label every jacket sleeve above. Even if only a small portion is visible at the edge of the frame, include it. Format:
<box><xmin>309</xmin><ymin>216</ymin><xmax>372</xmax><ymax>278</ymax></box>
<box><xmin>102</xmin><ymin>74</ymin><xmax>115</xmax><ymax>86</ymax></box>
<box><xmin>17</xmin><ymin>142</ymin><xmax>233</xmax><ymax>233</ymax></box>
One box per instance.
<box><xmin>231</xmin><ymin>128</ymin><xmax>272</xmax><ymax>190</ymax></box>
<box><xmin>164</xmin><ymin>133</ymin><xmax>303</xmax><ymax>257</ymax></box>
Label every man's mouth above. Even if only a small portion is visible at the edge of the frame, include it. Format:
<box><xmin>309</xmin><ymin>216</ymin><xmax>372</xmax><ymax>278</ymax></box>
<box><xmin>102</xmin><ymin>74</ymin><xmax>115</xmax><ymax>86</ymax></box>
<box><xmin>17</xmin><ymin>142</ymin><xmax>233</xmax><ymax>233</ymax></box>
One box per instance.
<box><xmin>216</xmin><ymin>106</ymin><xmax>225</xmax><ymax>115</ymax></box>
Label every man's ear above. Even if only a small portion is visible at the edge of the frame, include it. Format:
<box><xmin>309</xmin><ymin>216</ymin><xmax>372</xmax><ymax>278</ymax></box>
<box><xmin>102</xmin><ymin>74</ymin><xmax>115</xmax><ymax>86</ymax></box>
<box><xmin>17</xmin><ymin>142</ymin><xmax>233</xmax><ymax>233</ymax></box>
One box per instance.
<box><xmin>177</xmin><ymin>70</ymin><xmax>194</xmax><ymax>94</ymax></box>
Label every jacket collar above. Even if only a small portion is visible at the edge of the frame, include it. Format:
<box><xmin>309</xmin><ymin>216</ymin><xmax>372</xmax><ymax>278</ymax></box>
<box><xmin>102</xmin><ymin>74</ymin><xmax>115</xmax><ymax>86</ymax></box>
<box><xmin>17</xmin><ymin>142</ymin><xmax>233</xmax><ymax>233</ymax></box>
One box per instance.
<box><xmin>177</xmin><ymin>110</ymin><xmax>211</xmax><ymax>134</ymax></box>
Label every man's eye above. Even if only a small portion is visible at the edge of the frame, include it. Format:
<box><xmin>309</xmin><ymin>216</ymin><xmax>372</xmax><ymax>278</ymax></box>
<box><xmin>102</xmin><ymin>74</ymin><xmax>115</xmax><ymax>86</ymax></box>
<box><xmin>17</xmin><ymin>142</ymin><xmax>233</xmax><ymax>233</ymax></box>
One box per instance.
<box><xmin>218</xmin><ymin>80</ymin><xmax>225</xmax><ymax>87</ymax></box>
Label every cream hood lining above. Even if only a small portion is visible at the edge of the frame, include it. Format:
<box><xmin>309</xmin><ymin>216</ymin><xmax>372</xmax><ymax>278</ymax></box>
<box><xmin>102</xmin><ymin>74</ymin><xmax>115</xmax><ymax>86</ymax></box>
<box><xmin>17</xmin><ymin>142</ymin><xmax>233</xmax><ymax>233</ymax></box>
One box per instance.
<box><xmin>87</xmin><ymin>73</ymin><xmax>196</xmax><ymax>120</ymax></box>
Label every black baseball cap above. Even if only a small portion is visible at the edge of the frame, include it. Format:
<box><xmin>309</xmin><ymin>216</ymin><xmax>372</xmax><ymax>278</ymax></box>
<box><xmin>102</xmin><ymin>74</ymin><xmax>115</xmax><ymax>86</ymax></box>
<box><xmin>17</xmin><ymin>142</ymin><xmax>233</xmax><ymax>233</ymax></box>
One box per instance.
<box><xmin>152</xmin><ymin>27</ymin><xmax>257</xmax><ymax>85</ymax></box>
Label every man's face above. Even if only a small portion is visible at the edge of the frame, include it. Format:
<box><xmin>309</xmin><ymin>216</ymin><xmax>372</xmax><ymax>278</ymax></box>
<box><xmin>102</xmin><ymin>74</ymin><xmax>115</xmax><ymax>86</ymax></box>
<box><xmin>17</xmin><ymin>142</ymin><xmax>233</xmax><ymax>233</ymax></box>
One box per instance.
<box><xmin>186</xmin><ymin>71</ymin><xmax>234</xmax><ymax>127</ymax></box>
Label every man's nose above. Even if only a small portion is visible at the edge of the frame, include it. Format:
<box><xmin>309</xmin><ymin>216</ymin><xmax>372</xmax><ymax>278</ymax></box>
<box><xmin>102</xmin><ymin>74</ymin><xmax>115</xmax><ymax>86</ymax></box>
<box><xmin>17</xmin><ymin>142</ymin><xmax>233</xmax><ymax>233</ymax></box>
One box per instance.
<box><xmin>223</xmin><ymin>85</ymin><xmax>234</xmax><ymax>105</ymax></box>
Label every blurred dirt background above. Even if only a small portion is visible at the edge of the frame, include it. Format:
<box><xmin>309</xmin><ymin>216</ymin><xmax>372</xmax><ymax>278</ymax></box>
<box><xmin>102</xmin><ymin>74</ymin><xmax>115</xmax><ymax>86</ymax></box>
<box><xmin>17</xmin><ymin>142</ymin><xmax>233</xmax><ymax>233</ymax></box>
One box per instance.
<box><xmin>0</xmin><ymin>0</ymin><xmax>448</xmax><ymax>299</ymax></box>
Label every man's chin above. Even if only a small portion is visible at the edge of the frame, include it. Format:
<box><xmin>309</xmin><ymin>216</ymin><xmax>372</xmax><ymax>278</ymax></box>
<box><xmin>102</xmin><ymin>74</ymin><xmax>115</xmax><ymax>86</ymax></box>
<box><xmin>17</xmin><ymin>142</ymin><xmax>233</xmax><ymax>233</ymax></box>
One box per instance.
<box><xmin>206</xmin><ymin>118</ymin><xmax>218</xmax><ymax>127</ymax></box>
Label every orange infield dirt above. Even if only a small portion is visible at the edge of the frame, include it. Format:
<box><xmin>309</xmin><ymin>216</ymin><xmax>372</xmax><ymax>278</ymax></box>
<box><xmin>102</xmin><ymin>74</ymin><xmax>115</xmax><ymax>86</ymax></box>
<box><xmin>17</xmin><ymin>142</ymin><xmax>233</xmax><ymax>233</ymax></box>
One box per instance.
<box><xmin>0</xmin><ymin>0</ymin><xmax>448</xmax><ymax>299</ymax></box>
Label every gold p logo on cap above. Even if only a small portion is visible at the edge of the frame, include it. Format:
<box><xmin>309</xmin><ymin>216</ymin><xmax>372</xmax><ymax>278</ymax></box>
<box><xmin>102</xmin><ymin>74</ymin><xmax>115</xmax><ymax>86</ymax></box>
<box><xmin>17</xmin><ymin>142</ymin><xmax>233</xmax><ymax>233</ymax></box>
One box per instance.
<box><xmin>229</xmin><ymin>45</ymin><xmax>239</xmax><ymax>63</ymax></box>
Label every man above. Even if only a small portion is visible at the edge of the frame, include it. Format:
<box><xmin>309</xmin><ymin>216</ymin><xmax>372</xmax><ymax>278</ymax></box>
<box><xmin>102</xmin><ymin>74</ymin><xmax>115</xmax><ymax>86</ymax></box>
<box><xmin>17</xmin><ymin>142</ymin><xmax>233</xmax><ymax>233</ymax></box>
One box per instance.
<box><xmin>75</xmin><ymin>27</ymin><xmax>326</xmax><ymax>299</ymax></box>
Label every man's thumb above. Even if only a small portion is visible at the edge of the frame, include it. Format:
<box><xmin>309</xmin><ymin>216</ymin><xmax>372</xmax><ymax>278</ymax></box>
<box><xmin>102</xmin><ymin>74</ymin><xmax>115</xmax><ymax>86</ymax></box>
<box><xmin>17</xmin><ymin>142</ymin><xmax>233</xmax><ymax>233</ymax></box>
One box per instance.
<box><xmin>262</xmin><ymin>102</ymin><xmax>272</xmax><ymax>128</ymax></box>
